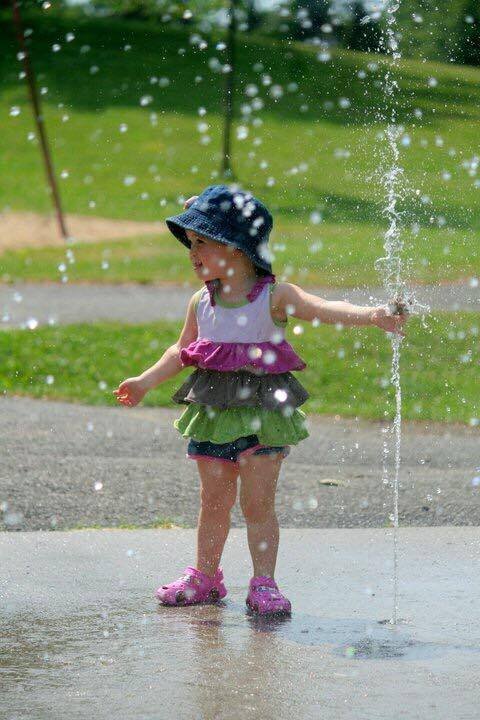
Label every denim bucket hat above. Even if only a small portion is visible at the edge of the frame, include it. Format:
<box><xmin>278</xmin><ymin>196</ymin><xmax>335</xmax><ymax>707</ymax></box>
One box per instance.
<box><xmin>165</xmin><ymin>185</ymin><xmax>274</xmax><ymax>275</ymax></box>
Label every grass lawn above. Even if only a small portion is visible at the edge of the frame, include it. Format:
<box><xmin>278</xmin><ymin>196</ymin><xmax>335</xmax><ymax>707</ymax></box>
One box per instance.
<box><xmin>0</xmin><ymin>220</ymin><xmax>477</xmax><ymax>287</ymax></box>
<box><xmin>1</xmin><ymin>14</ymin><xmax>479</xmax><ymax>287</ymax></box>
<box><xmin>1</xmin><ymin>312</ymin><xmax>478</xmax><ymax>424</ymax></box>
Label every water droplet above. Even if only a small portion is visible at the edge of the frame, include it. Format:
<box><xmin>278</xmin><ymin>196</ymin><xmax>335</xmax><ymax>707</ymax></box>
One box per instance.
<box><xmin>9</xmin><ymin>106</ymin><xmax>21</xmax><ymax>117</ymax></box>
<box><xmin>123</xmin><ymin>175</ymin><xmax>136</xmax><ymax>186</ymax></box>
<box><xmin>270</xmin><ymin>85</ymin><xmax>283</xmax><ymax>100</ymax></box>
<box><xmin>52</xmin><ymin>43</ymin><xmax>61</xmax><ymax>52</ymax></box>
<box><xmin>139</xmin><ymin>95</ymin><xmax>153</xmax><ymax>106</ymax></box>
<box><xmin>236</xmin><ymin>125</ymin><xmax>248</xmax><ymax>140</ymax></box>
<box><xmin>317</xmin><ymin>51</ymin><xmax>331</xmax><ymax>62</ymax></box>
<box><xmin>4</xmin><ymin>512</ymin><xmax>24</xmax><ymax>526</ymax></box>
<box><xmin>263</xmin><ymin>350</ymin><xmax>277</xmax><ymax>365</ymax></box>
<box><xmin>119</xmin><ymin>123</ymin><xmax>128</xmax><ymax>133</ymax></box>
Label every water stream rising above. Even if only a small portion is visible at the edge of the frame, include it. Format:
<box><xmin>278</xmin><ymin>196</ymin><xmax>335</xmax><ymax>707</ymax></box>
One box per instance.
<box><xmin>375</xmin><ymin>1</ymin><xmax>429</xmax><ymax>626</ymax></box>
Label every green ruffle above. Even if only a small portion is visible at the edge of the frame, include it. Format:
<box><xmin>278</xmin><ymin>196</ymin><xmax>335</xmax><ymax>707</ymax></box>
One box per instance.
<box><xmin>174</xmin><ymin>403</ymin><xmax>309</xmax><ymax>445</ymax></box>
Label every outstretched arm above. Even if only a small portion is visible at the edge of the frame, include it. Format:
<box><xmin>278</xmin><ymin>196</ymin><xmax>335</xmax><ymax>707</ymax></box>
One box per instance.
<box><xmin>113</xmin><ymin>293</ymin><xmax>198</xmax><ymax>406</ymax></box>
<box><xmin>278</xmin><ymin>283</ymin><xmax>408</xmax><ymax>336</ymax></box>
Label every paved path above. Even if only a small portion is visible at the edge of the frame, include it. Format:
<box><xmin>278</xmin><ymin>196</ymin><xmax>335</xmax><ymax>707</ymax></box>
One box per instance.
<box><xmin>1</xmin><ymin>527</ymin><xmax>480</xmax><ymax>719</ymax></box>
<box><xmin>1</xmin><ymin>396</ymin><xmax>478</xmax><ymax>531</ymax></box>
<box><xmin>1</xmin><ymin>279</ymin><xmax>479</xmax><ymax>327</ymax></box>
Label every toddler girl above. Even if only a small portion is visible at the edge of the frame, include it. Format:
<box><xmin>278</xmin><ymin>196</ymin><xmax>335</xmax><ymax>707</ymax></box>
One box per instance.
<box><xmin>114</xmin><ymin>184</ymin><xmax>407</xmax><ymax>616</ymax></box>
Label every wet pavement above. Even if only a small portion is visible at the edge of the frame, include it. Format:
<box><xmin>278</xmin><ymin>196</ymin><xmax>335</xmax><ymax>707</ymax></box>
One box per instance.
<box><xmin>1</xmin><ymin>396</ymin><xmax>479</xmax><ymax>531</ymax></box>
<box><xmin>1</xmin><ymin>279</ymin><xmax>479</xmax><ymax>328</ymax></box>
<box><xmin>1</xmin><ymin>527</ymin><xmax>479</xmax><ymax>719</ymax></box>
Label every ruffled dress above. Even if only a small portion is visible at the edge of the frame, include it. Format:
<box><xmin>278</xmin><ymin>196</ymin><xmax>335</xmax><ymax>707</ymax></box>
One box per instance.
<box><xmin>172</xmin><ymin>275</ymin><xmax>310</xmax><ymax>447</ymax></box>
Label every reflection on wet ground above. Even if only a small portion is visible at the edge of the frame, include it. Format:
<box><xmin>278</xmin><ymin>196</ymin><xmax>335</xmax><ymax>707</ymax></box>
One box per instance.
<box><xmin>3</xmin><ymin>593</ymin><xmax>480</xmax><ymax>719</ymax></box>
<box><xmin>2</xmin><ymin>528</ymin><xmax>480</xmax><ymax>718</ymax></box>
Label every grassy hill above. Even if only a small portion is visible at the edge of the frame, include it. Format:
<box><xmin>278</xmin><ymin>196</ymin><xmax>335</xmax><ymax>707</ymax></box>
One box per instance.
<box><xmin>1</xmin><ymin>12</ymin><xmax>479</xmax><ymax>287</ymax></box>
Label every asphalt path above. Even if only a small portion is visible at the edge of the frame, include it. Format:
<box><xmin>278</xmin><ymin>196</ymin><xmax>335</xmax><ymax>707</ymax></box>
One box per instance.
<box><xmin>1</xmin><ymin>279</ymin><xmax>479</xmax><ymax>328</ymax></box>
<box><xmin>1</xmin><ymin>396</ymin><xmax>478</xmax><ymax>531</ymax></box>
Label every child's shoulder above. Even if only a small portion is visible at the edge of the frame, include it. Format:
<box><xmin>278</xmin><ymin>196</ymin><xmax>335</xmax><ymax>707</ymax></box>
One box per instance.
<box><xmin>270</xmin><ymin>281</ymin><xmax>292</xmax><ymax>324</ymax></box>
<box><xmin>271</xmin><ymin>281</ymin><xmax>293</xmax><ymax>308</ymax></box>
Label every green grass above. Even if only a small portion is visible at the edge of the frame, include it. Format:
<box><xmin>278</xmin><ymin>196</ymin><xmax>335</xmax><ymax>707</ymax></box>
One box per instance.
<box><xmin>68</xmin><ymin>518</ymin><xmax>187</xmax><ymax>530</ymax></box>
<box><xmin>1</xmin><ymin>313</ymin><xmax>478</xmax><ymax>424</ymax></box>
<box><xmin>0</xmin><ymin>14</ymin><xmax>479</xmax><ymax>286</ymax></box>
<box><xmin>0</xmin><ymin>220</ymin><xmax>477</xmax><ymax>287</ymax></box>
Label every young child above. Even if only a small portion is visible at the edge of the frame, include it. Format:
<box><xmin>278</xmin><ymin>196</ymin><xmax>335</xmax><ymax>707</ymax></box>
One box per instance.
<box><xmin>113</xmin><ymin>184</ymin><xmax>407</xmax><ymax>616</ymax></box>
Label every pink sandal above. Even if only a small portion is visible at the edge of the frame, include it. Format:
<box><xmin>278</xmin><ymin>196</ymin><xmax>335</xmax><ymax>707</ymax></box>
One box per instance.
<box><xmin>246</xmin><ymin>575</ymin><xmax>292</xmax><ymax>616</ymax></box>
<box><xmin>155</xmin><ymin>565</ymin><xmax>227</xmax><ymax>606</ymax></box>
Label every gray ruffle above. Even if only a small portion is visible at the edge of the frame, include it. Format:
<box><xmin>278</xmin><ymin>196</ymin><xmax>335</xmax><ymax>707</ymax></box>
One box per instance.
<box><xmin>172</xmin><ymin>369</ymin><xmax>309</xmax><ymax>410</ymax></box>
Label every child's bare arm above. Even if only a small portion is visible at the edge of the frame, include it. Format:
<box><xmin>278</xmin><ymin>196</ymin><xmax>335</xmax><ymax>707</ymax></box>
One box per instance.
<box><xmin>113</xmin><ymin>294</ymin><xmax>198</xmax><ymax>406</ymax></box>
<box><xmin>277</xmin><ymin>283</ymin><xmax>407</xmax><ymax>336</ymax></box>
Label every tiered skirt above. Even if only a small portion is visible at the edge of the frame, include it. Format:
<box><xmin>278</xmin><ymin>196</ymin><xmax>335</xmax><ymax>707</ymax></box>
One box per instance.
<box><xmin>172</xmin><ymin>368</ymin><xmax>310</xmax><ymax>446</ymax></box>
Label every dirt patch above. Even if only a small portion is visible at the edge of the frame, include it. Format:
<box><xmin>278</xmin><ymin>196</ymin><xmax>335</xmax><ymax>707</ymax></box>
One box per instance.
<box><xmin>0</xmin><ymin>211</ymin><xmax>165</xmax><ymax>252</ymax></box>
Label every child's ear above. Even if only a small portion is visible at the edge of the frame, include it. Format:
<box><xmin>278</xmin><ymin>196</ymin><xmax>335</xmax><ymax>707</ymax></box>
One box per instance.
<box><xmin>184</xmin><ymin>195</ymin><xmax>198</xmax><ymax>209</ymax></box>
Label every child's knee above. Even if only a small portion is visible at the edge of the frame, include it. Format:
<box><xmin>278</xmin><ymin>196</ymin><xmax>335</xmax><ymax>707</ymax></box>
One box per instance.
<box><xmin>240</xmin><ymin>499</ymin><xmax>275</xmax><ymax>524</ymax></box>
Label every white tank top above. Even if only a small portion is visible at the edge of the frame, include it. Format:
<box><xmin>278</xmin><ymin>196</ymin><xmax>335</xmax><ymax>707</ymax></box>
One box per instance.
<box><xmin>195</xmin><ymin>284</ymin><xmax>286</xmax><ymax>344</ymax></box>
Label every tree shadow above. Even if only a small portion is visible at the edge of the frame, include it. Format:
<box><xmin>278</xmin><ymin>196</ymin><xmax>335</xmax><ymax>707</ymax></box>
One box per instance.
<box><xmin>2</xmin><ymin>13</ymin><xmax>479</xmax><ymax>129</ymax></box>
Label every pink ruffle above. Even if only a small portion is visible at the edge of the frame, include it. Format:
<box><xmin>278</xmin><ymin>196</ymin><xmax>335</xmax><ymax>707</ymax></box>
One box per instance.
<box><xmin>206</xmin><ymin>274</ymin><xmax>276</xmax><ymax>307</ymax></box>
<box><xmin>180</xmin><ymin>338</ymin><xmax>306</xmax><ymax>373</ymax></box>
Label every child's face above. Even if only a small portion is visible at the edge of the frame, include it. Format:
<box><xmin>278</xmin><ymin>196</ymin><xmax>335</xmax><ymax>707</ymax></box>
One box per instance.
<box><xmin>186</xmin><ymin>230</ymin><xmax>237</xmax><ymax>280</ymax></box>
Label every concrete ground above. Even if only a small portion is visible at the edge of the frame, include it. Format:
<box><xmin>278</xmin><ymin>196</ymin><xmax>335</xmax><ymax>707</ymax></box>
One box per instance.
<box><xmin>1</xmin><ymin>527</ymin><xmax>479</xmax><ymax>720</ymax></box>
<box><xmin>1</xmin><ymin>396</ymin><xmax>479</xmax><ymax>531</ymax></box>
<box><xmin>1</xmin><ymin>279</ymin><xmax>478</xmax><ymax>328</ymax></box>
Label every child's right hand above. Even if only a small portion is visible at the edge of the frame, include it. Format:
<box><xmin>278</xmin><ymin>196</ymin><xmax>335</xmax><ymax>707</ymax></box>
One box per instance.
<box><xmin>113</xmin><ymin>377</ymin><xmax>148</xmax><ymax>407</ymax></box>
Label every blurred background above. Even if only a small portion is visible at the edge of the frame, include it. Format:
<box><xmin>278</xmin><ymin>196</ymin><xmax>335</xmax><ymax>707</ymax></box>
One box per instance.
<box><xmin>0</xmin><ymin>0</ymin><xmax>478</xmax><ymax>425</ymax></box>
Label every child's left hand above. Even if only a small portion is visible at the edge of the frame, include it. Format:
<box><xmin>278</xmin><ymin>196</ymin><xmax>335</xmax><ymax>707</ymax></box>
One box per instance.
<box><xmin>371</xmin><ymin>304</ymin><xmax>408</xmax><ymax>337</ymax></box>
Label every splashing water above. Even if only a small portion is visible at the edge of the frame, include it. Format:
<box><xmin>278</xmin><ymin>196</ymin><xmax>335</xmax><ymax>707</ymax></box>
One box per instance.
<box><xmin>375</xmin><ymin>1</ymin><xmax>430</xmax><ymax>627</ymax></box>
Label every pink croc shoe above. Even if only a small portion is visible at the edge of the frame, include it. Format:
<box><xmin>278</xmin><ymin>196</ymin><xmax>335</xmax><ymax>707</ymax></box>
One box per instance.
<box><xmin>155</xmin><ymin>565</ymin><xmax>227</xmax><ymax>606</ymax></box>
<box><xmin>246</xmin><ymin>575</ymin><xmax>292</xmax><ymax>616</ymax></box>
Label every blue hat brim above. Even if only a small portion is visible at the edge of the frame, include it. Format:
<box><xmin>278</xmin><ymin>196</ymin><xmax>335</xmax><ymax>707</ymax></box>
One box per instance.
<box><xmin>166</xmin><ymin>207</ymin><xmax>273</xmax><ymax>274</ymax></box>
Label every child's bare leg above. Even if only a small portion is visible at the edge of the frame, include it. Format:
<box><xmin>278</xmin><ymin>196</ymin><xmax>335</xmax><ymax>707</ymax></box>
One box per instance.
<box><xmin>196</xmin><ymin>459</ymin><xmax>238</xmax><ymax>577</ymax></box>
<box><xmin>238</xmin><ymin>452</ymin><xmax>283</xmax><ymax>578</ymax></box>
